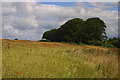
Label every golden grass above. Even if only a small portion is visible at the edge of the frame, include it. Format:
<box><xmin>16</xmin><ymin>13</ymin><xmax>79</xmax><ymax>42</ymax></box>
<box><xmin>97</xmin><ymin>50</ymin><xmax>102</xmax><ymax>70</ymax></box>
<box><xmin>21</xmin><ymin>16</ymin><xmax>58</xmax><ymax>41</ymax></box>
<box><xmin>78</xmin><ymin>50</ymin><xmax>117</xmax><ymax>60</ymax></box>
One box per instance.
<box><xmin>2</xmin><ymin>39</ymin><xmax>118</xmax><ymax>78</ymax></box>
<box><xmin>0</xmin><ymin>39</ymin><xmax>2</xmax><ymax>79</ymax></box>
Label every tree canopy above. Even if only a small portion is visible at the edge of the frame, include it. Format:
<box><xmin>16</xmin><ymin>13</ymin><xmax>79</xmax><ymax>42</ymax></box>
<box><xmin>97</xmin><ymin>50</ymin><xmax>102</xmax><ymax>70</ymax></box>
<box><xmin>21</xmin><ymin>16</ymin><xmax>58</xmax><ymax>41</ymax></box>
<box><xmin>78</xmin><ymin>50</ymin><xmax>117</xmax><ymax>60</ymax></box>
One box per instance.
<box><xmin>42</xmin><ymin>17</ymin><xmax>107</xmax><ymax>45</ymax></box>
<box><xmin>108</xmin><ymin>37</ymin><xmax>120</xmax><ymax>48</ymax></box>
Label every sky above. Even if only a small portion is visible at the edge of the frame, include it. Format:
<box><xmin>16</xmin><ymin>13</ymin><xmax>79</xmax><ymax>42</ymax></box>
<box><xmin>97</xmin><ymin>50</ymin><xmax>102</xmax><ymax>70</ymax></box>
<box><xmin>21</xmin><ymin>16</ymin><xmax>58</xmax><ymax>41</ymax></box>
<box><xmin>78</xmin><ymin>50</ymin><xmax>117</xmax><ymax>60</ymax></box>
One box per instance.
<box><xmin>1</xmin><ymin>1</ymin><xmax>119</xmax><ymax>40</ymax></box>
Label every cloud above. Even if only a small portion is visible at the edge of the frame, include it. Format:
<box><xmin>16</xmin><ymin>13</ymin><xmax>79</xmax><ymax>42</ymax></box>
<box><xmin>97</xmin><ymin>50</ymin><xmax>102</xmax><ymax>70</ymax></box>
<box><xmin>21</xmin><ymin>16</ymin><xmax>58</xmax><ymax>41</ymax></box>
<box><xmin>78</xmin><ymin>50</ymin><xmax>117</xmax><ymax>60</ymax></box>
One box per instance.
<box><xmin>89</xmin><ymin>2</ymin><xmax>115</xmax><ymax>9</ymax></box>
<box><xmin>2</xmin><ymin>2</ymin><xmax>118</xmax><ymax>40</ymax></box>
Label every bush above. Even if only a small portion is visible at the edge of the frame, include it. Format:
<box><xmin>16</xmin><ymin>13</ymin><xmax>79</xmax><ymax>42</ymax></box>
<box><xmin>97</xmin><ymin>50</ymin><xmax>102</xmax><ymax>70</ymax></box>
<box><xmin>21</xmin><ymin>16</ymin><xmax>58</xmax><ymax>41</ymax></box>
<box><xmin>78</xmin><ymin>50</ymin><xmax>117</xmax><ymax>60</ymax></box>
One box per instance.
<box><xmin>67</xmin><ymin>42</ymin><xmax>77</xmax><ymax>45</ymax></box>
<box><xmin>78</xmin><ymin>42</ymin><xmax>87</xmax><ymax>45</ymax></box>
<box><xmin>15</xmin><ymin>38</ymin><xmax>18</xmax><ymax>40</ymax></box>
<box><xmin>102</xmin><ymin>43</ymin><xmax>116</xmax><ymax>48</ymax></box>
<box><xmin>89</xmin><ymin>40</ymin><xmax>103</xmax><ymax>46</ymax></box>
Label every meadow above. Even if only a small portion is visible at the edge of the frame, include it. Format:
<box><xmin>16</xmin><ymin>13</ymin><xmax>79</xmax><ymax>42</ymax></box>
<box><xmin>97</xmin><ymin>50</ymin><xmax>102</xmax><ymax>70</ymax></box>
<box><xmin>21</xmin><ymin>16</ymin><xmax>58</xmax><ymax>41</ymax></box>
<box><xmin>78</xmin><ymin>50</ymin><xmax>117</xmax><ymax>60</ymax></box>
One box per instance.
<box><xmin>2</xmin><ymin>39</ymin><xmax>118</xmax><ymax>78</ymax></box>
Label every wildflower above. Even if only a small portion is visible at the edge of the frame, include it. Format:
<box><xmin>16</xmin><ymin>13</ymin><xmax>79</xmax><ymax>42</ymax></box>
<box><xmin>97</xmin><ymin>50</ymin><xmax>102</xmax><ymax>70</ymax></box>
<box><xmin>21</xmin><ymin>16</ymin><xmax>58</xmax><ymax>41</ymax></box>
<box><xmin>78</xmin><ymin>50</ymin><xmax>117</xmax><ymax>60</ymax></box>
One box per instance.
<box><xmin>16</xmin><ymin>72</ymin><xmax>21</xmax><ymax>74</ymax></box>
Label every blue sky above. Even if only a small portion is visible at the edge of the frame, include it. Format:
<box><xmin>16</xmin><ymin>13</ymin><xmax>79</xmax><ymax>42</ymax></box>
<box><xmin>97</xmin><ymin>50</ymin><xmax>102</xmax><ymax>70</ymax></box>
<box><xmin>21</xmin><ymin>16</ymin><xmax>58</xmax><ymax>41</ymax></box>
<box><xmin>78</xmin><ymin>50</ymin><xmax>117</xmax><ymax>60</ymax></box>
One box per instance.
<box><xmin>40</xmin><ymin>2</ymin><xmax>118</xmax><ymax>11</ymax></box>
<box><xmin>39</xmin><ymin>2</ymin><xmax>77</xmax><ymax>7</ymax></box>
<box><xmin>40</xmin><ymin>2</ymin><xmax>94</xmax><ymax>7</ymax></box>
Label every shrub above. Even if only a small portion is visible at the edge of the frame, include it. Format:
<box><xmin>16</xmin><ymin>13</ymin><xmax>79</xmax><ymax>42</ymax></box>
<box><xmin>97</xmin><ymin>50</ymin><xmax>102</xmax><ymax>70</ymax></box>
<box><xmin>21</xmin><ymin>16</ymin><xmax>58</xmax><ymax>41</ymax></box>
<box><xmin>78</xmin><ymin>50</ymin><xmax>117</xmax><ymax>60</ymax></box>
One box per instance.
<box><xmin>15</xmin><ymin>38</ymin><xmax>18</xmax><ymax>40</ymax></box>
<box><xmin>89</xmin><ymin>40</ymin><xmax>103</xmax><ymax>46</ymax></box>
<box><xmin>67</xmin><ymin>42</ymin><xmax>77</xmax><ymax>45</ymax></box>
<box><xmin>102</xmin><ymin>43</ymin><xmax>116</xmax><ymax>48</ymax></box>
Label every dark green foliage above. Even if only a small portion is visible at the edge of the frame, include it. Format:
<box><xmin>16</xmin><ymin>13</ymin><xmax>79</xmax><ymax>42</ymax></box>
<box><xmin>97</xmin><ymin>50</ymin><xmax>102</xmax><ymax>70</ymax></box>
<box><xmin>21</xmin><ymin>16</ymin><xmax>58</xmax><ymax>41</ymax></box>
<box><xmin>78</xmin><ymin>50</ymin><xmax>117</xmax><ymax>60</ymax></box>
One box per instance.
<box><xmin>102</xmin><ymin>43</ymin><xmax>116</xmax><ymax>48</ymax></box>
<box><xmin>42</xmin><ymin>17</ymin><xmax>107</xmax><ymax>45</ymax></box>
<box><xmin>108</xmin><ymin>37</ymin><xmax>120</xmax><ymax>48</ymax></box>
<box><xmin>15</xmin><ymin>38</ymin><xmax>18</xmax><ymax>40</ymax></box>
<box><xmin>57</xmin><ymin>18</ymin><xmax>85</xmax><ymax>43</ymax></box>
<box><xmin>42</xmin><ymin>29</ymin><xmax>57</xmax><ymax>41</ymax></box>
<box><xmin>85</xmin><ymin>18</ymin><xmax>106</xmax><ymax>41</ymax></box>
<box><xmin>88</xmin><ymin>40</ymin><xmax>103</xmax><ymax>46</ymax></box>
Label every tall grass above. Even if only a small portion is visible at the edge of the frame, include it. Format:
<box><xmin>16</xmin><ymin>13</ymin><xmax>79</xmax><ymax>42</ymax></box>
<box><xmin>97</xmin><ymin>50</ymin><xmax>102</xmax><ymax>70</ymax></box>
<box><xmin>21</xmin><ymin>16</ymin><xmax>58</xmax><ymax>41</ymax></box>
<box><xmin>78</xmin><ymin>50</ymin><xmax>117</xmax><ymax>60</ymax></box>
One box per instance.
<box><xmin>0</xmin><ymin>39</ymin><xmax>2</xmax><ymax>79</ymax></box>
<box><xmin>2</xmin><ymin>39</ymin><xmax>118</xmax><ymax>78</ymax></box>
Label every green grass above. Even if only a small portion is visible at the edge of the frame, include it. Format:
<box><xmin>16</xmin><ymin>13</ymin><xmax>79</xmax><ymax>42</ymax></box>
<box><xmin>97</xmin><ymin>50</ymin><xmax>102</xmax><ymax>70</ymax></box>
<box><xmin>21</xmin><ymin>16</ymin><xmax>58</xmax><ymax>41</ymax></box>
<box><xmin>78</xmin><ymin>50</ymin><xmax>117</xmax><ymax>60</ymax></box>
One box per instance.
<box><xmin>2</xmin><ymin>39</ymin><xmax>118</xmax><ymax>78</ymax></box>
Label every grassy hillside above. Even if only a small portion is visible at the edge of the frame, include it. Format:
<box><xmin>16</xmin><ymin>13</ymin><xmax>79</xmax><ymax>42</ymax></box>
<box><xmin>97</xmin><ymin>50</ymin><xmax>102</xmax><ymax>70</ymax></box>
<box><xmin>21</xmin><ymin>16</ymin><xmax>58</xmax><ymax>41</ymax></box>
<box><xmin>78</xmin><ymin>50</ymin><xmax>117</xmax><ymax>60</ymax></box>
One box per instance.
<box><xmin>2</xmin><ymin>39</ymin><xmax>118</xmax><ymax>78</ymax></box>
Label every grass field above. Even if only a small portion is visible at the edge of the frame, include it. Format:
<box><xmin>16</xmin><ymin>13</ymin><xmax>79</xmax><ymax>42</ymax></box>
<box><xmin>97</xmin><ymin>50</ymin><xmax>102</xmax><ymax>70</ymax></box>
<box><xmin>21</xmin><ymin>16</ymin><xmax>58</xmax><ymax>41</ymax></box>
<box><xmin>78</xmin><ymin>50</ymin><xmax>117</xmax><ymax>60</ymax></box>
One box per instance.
<box><xmin>2</xmin><ymin>39</ymin><xmax>118</xmax><ymax>78</ymax></box>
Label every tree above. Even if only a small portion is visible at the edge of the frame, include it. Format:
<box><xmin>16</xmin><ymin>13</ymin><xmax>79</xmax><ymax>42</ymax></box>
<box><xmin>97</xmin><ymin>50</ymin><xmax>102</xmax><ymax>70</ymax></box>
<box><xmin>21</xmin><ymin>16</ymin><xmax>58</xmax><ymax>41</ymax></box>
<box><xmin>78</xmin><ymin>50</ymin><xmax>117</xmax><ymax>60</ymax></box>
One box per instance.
<box><xmin>108</xmin><ymin>37</ymin><xmax>120</xmax><ymax>48</ymax></box>
<box><xmin>85</xmin><ymin>17</ymin><xmax>107</xmax><ymax>42</ymax></box>
<box><xmin>57</xmin><ymin>18</ymin><xmax>84</xmax><ymax>43</ymax></box>
<box><xmin>42</xmin><ymin>17</ymin><xmax>107</xmax><ymax>45</ymax></box>
<box><xmin>15</xmin><ymin>38</ymin><xmax>18</xmax><ymax>40</ymax></box>
<box><xmin>42</xmin><ymin>29</ymin><xmax>57</xmax><ymax>41</ymax></box>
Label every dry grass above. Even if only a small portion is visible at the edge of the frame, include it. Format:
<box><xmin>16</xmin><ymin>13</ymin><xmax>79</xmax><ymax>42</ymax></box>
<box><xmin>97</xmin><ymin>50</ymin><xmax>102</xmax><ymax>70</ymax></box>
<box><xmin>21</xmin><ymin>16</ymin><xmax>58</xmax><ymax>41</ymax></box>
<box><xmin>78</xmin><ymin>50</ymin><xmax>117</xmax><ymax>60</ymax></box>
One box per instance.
<box><xmin>0</xmin><ymin>39</ymin><xmax>2</xmax><ymax>79</ymax></box>
<box><xmin>2</xmin><ymin>39</ymin><xmax>118</xmax><ymax>78</ymax></box>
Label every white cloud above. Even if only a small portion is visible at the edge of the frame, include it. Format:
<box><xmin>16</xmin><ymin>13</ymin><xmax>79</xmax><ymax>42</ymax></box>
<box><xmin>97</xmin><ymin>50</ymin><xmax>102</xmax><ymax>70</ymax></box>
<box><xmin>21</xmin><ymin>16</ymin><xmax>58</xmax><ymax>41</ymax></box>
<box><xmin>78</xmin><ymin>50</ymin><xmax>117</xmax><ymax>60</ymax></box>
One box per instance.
<box><xmin>89</xmin><ymin>3</ymin><xmax>111</xmax><ymax>9</ymax></box>
<box><xmin>89</xmin><ymin>2</ymin><xmax>118</xmax><ymax>9</ymax></box>
<box><xmin>2</xmin><ymin>7</ymin><xmax>16</xmax><ymax>15</ymax></box>
<box><xmin>2</xmin><ymin>2</ymin><xmax>118</xmax><ymax>40</ymax></box>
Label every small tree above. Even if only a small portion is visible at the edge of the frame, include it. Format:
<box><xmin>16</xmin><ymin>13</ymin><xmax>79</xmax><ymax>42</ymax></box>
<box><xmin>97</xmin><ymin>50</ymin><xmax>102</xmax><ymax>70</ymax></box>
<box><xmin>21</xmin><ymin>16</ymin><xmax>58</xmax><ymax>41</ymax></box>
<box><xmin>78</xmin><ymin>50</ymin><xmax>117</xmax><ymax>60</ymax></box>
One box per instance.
<box><xmin>15</xmin><ymin>38</ymin><xmax>18</xmax><ymax>40</ymax></box>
